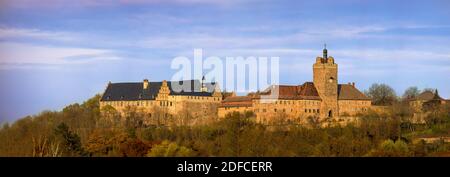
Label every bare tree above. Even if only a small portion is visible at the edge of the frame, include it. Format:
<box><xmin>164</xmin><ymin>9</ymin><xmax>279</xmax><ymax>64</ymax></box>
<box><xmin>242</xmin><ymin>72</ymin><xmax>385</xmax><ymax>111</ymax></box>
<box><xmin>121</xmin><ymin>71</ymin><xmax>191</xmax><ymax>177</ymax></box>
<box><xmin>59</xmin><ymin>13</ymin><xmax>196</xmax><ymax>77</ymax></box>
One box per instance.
<box><xmin>32</xmin><ymin>135</ymin><xmax>61</xmax><ymax>157</ymax></box>
<box><xmin>402</xmin><ymin>86</ymin><xmax>420</xmax><ymax>100</ymax></box>
<box><xmin>365</xmin><ymin>83</ymin><xmax>397</xmax><ymax>106</ymax></box>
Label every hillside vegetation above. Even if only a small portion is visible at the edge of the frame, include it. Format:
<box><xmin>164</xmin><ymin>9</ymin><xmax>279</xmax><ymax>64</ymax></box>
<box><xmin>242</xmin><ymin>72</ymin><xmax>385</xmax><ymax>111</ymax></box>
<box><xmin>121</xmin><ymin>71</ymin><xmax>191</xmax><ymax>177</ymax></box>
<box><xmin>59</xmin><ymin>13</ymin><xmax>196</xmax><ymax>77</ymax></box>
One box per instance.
<box><xmin>0</xmin><ymin>93</ymin><xmax>449</xmax><ymax>157</ymax></box>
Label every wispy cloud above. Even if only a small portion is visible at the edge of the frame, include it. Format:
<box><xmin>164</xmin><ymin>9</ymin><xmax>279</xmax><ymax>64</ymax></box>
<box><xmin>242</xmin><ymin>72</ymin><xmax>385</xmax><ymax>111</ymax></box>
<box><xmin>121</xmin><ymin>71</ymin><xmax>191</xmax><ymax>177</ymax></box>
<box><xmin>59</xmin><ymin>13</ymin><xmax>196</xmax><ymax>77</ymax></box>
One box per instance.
<box><xmin>135</xmin><ymin>23</ymin><xmax>450</xmax><ymax>50</ymax></box>
<box><xmin>120</xmin><ymin>0</ymin><xmax>245</xmax><ymax>6</ymax></box>
<box><xmin>302</xmin><ymin>25</ymin><xmax>387</xmax><ymax>37</ymax></box>
<box><xmin>0</xmin><ymin>42</ymin><xmax>121</xmax><ymax>69</ymax></box>
<box><xmin>138</xmin><ymin>35</ymin><xmax>287</xmax><ymax>49</ymax></box>
<box><xmin>0</xmin><ymin>0</ymin><xmax>247</xmax><ymax>9</ymax></box>
<box><xmin>0</xmin><ymin>27</ymin><xmax>78</xmax><ymax>42</ymax></box>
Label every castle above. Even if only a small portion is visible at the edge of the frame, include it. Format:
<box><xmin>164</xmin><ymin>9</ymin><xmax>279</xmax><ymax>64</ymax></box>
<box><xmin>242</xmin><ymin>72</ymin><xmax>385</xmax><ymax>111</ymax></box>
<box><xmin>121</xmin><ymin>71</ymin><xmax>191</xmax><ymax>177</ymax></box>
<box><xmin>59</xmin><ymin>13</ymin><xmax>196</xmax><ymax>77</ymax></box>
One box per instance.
<box><xmin>99</xmin><ymin>46</ymin><xmax>372</xmax><ymax>125</ymax></box>
<box><xmin>218</xmin><ymin>46</ymin><xmax>372</xmax><ymax>124</ymax></box>
<box><xmin>99</xmin><ymin>78</ymin><xmax>223</xmax><ymax>125</ymax></box>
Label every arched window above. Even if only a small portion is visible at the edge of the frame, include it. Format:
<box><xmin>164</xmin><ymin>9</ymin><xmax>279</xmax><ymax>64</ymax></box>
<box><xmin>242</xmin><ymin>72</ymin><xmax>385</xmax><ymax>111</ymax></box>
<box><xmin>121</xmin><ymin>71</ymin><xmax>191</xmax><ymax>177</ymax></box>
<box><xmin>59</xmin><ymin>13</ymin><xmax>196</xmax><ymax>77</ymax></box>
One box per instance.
<box><xmin>328</xmin><ymin>110</ymin><xmax>333</xmax><ymax>117</ymax></box>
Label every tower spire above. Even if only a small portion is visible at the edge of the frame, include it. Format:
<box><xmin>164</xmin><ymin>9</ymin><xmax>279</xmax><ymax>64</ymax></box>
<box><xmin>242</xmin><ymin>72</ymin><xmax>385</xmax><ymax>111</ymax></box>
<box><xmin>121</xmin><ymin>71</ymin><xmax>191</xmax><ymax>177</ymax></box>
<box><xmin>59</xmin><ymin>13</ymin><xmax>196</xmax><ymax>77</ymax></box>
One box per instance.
<box><xmin>323</xmin><ymin>43</ymin><xmax>328</xmax><ymax>61</ymax></box>
<box><xmin>201</xmin><ymin>75</ymin><xmax>207</xmax><ymax>92</ymax></box>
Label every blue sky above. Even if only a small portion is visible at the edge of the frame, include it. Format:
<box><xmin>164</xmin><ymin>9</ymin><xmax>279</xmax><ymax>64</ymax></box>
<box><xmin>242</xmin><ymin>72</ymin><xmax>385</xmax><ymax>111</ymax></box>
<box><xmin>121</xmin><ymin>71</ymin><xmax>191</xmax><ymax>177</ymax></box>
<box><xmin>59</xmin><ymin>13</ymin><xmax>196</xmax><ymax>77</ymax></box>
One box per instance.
<box><xmin>0</xmin><ymin>0</ymin><xmax>449</xmax><ymax>123</ymax></box>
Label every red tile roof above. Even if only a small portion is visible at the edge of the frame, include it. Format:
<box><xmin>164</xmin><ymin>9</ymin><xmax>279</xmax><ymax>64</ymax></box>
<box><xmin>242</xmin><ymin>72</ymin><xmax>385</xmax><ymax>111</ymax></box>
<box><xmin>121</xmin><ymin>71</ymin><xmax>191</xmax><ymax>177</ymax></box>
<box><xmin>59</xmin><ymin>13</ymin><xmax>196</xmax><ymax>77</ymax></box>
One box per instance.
<box><xmin>257</xmin><ymin>82</ymin><xmax>321</xmax><ymax>100</ymax></box>
<box><xmin>221</xmin><ymin>96</ymin><xmax>252</xmax><ymax>107</ymax></box>
<box><xmin>220</xmin><ymin>82</ymin><xmax>371</xmax><ymax>107</ymax></box>
<box><xmin>337</xmin><ymin>84</ymin><xmax>371</xmax><ymax>100</ymax></box>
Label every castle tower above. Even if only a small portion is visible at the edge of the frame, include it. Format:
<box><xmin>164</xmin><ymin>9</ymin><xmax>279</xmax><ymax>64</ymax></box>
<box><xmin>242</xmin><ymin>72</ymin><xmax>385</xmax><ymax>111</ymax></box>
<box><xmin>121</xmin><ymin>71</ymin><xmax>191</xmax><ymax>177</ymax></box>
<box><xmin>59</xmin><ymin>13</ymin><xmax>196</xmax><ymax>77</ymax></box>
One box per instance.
<box><xmin>313</xmin><ymin>44</ymin><xmax>338</xmax><ymax>119</ymax></box>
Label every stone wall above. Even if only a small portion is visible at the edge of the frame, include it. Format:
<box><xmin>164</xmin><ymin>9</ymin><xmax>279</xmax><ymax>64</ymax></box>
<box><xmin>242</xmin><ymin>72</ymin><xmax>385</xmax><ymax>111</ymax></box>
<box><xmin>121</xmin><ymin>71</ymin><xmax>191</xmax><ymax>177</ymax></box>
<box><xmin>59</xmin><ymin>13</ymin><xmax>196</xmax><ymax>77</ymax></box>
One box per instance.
<box><xmin>216</xmin><ymin>99</ymin><xmax>323</xmax><ymax>124</ymax></box>
<box><xmin>100</xmin><ymin>94</ymin><xmax>222</xmax><ymax>125</ymax></box>
<box><xmin>338</xmin><ymin>100</ymin><xmax>371</xmax><ymax>116</ymax></box>
<box><xmin>218</xmin><ymin>106</ymin><xmax>252</xmax><ymax>118</ymax></box>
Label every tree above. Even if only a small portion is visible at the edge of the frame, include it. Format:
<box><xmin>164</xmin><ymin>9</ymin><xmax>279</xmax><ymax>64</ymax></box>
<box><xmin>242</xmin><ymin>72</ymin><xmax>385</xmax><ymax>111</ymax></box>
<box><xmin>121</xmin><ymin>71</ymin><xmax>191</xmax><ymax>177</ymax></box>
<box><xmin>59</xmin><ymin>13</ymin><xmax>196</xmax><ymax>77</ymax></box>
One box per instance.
<box><xmin>174</xmin><ymin>103</ymin><xmax>195</xmax><ymax>126</ymax></box>
<box><xmin>402</xmin><ymin>86</ymin><xmax>420</xmax><ymax>100</ymax></box>
<box><xmin>119</xmin><ymin>138</ymin><xmax>150</xmax><ymax>157</ymax></box>
<box><xmin>123</xmin><ymin>106</ymin><xmax>145</xmax><ymax>128</ymax></box>
<box><xmin>424</xmin><ymin>103</ymin><xmax>450</xmax><ymax>128</ymax></box>
<box><xmin>150</xmin><ymin>106</ymin><xmax>169</xmax><ymax>126</ymax></box>
<box><xmin>1</xmin><ymin>122</ymin><xmax>9</xmax><ymax>130</ymax></box>
<box><xmin>84</xmin><ymin>128</ymin><xmax>145</xmax><ymax>157</ymax></box>
<box><xmin>368</xmin><ymin>139</ymin><xmax>411</xmax><ymax>157</ymax></box>
<box><xmin>221</xmin><ymin>112</ymin><xmax>252</xmax><ymax>156</ymax></box>
<box><xmin>413</xmin><ymin>140</ymin><xmax>427</xmax><ymax>157</ymax></box>
<box><xmin>99</xmin><ymin>105</ymin><xmax>121</xmax><ymax>128</ymax></box>
<box><xmin>32</xmin><ymin>135</ymin><xmax>61</xmax><ymax>157</ymax></box>
<box><xmin>147</xmin><ymin>140</ymin><xmax>194</xmax><ymax>157</ymax></box>
<box><xmin>54</xmin><ymin>123</ymin><xmax>85</xmax><ymax>156</ymax></box>
<box><xmin>307</xmin><ymin>116</ymin><xmax>320</xmax><ymax>128</ymax></box>
<box><xmin>423</xmin><ymin>88</ymin><xmax>436</xmax><ymax>93</ymax></box>
<box><xmin>366</xmin><ymin>83</ymin><xmax>397</xmax><ymax>106</ymax></box>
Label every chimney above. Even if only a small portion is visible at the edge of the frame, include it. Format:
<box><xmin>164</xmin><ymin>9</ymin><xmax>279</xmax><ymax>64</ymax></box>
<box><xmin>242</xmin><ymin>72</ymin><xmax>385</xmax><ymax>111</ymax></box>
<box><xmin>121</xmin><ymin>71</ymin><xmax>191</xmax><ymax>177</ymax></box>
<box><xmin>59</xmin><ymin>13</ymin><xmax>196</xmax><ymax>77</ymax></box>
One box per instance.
<box><xmin>352</xmin><ymin>82</ymin><xmax>355</xmax><ymax>87</ymax></box>
<box><xmin>143</xmin><ymin>79</ymin><xmax>149</xmax><ymax>89</ymax></box>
